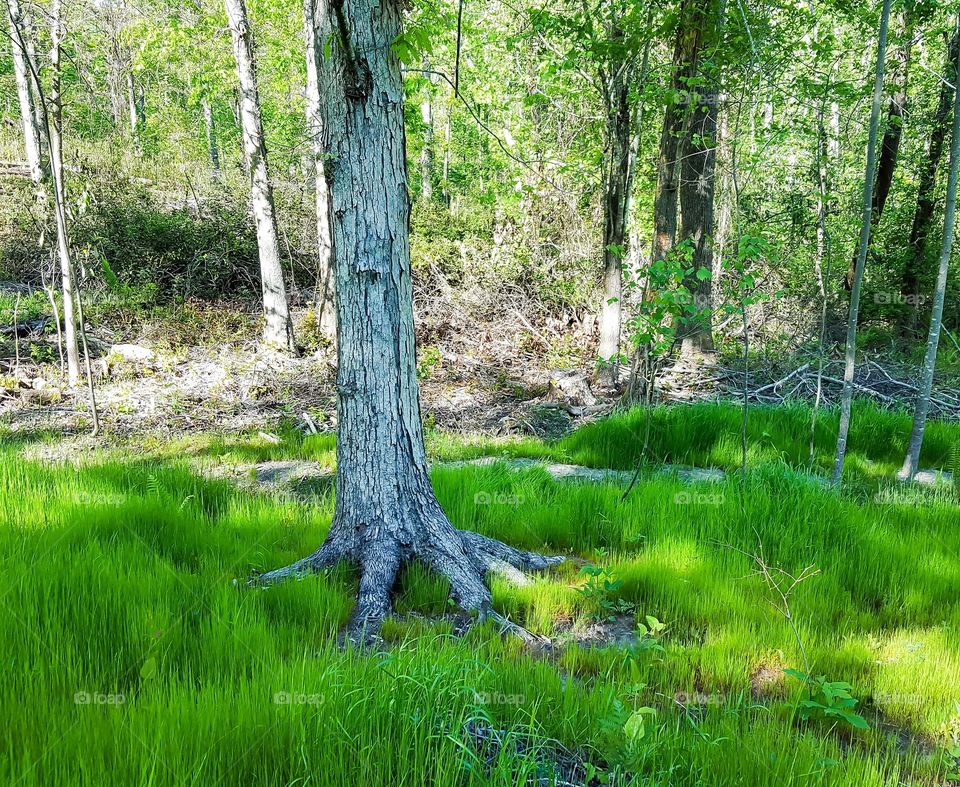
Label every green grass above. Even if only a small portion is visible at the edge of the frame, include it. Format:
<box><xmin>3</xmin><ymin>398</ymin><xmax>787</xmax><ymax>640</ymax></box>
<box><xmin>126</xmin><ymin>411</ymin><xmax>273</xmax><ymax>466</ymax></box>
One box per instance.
<box><xmin>1</xmin><ymin>401</ymin><xmax>959</xmax><ymax>785</ymax></box>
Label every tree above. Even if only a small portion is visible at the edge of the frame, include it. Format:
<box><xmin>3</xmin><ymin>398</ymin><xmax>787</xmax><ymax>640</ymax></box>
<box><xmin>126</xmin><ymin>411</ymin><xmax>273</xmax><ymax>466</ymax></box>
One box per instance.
<box><xmin>596</xmin><ymin>2</ymin><xmax>637</xmax><ymax>386</ymax></box>
<box><xmin>842</xmin><ymin>8</ymin><xmax>913</xmax><ymax>290</ymax></box>
<box><xmin>225</xmin><ymin>0</ymin><xmax>295</xmax><ymax>352</ymax></box>
<box><xmin>418</xmin><ymin>62</ymin><xmax>437</xmax><ymax>203</ymax></box>
<box><xmin>7</xmin><ymin>0</ymin><xmax>82</xmax><ymax>386</ymax></box>
<box><xmin>5</xmin><ymin>0</ymin><xmax>44</xmax><ymax>186</ymax></box>
<box><xmin>303</xmin><ymin>0</ymin><xmax>336</xmax><ymax>340</ymax></box>
<box><xmin>254</xmin><ymin>0</ymin><xmax>563</xmax><ymax>639</ymax></box>
<box><xmin>898</xmin><ymin>23</ymin><xmax>960</xmax><ymax>481</ymax></box>
<box><xmin>832</xmin><ymin>0</ymin><xmax>893</xmax><ymax>485</ymax></box>
<box><xmin>676</xmin><ymin>0</ymin><xmax>723</xmax><ymax>363</ymax></box>
<box><xmin>900</xmin><ymin>25</ymin><xmax>960</xmax><ymax>334</ymax></box>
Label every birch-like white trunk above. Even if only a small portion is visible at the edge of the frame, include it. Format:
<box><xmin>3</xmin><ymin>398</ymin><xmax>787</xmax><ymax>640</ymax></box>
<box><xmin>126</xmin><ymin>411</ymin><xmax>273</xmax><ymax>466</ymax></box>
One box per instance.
<box><xmin>6</xmin><ymin>0</ymin><xmax>44</xmax><ymax>185</ymax></box>
<box><xmin>225</xmin><ymin>0</ymin><xmax>295</xmax><ymax>351</ymax></box>
<box><xmin>302</xmin><ymin>0</ymin><xmax>335</xmax><ymax>340</ymax></box>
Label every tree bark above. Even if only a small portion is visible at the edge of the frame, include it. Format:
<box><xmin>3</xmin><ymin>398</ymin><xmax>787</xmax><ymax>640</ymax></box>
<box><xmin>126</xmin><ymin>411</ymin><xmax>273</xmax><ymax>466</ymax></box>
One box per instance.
<box><xmin>900</xmin><ymin>27</ymin><xmax>960</xmax><ymax>334</ymax></box>
<box><xmin>419</xmin><ymin>61</ymin><xmax>436</xmax><ymax>204</ymax></box>
<box><xmin>225</xmin><ymin>0</ymin><xmax>295</xmax><ymax>352</ymax></box>
<box><xmin>843</xmin><ymin>9</ymin><xmax>912</xmax><ymax>290</ymax></box>
<box><xmin>677</xmin><ymin>88</ymin><xmax>719</xmax><ymax>361</ymax></box>
<box><xmin>651</xmin><ymin>0</ymin><xmax>706</xmax><ymax>268</ymax></box>
<box><xmin>253</xmin><ymin>0</ymin><xmax>562</xmax><ymax>640</ymax></box>
<box><xmin>597</xmin><ymin>32</ymin><xmax>634</xmax><ymax>385</ymax></box>
<box><xmin>5</xmin><ymin>0</ymin><xmax>44</xmax><ymax>186</ymax></box>
<box><xmin>832</xmin><ymin>0</ymin><xmax>892</xmax><ymax>485</ymax></box>
<box><xmin>126</xmin><ymin>70</ymin><xmax>139</xmax><ymax>137</ymax></box>
<box><xmin>303</xmin><ymin>0</ymin><xmax>336</xmax><ymax>341</ymax></box>
<box><xmin>203</xmin><ymin>98</ymin><xmax>221</xmax><ymax>177</ymax></box>
<box><xmin>676</xmin><ymin>0</ymin><xmax>721</xmax><ymax>363</ymax></box>
<box><xmin>899</xmin><ymin>26</ymin><xmax>960</xmax><ymax>482</ymax></box>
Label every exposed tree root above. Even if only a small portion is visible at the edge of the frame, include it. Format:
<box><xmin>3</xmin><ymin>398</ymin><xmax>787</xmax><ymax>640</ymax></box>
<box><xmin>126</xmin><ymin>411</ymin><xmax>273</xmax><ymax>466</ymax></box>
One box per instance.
<box><xmin>248</xmin><ymin>519</ymin><xmax>564</xmax><ymax>646</ymax></box>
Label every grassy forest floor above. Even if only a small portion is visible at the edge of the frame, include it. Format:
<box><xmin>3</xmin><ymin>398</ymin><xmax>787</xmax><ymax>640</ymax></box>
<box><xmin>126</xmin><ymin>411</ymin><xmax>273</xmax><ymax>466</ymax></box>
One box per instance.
<box><xmin>2</xmin><ymin>400</ymin><xmax>959</xmax><ymax>785</ymax></box>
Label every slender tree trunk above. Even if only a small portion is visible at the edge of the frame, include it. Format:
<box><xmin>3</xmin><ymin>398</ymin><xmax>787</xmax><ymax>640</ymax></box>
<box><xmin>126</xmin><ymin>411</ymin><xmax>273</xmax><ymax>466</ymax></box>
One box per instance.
<box><xmin>253</xmin><ymin>0</ymin><xmax>562</xmax><ymax>640</ymax></box>
<box><xmin>843</xmin><ymin>9</ymin><xmax>912</xmax><ymax>290</ymax></box>
<box><xmin>832</xmin><ymin>0</ymin><xmax>892</xmax><ymax>484</ymax></box>
<box><xmin>598</xmin><ymin>42</ymin><xmax>634</xmax><ymax>384</ymax></box>
<box><xmin>126</xmin><ymin>69</ymin><xmax>139</xmax><ymax>137</ymax></box>
<box><xmin>303</xmin><ymin>0</ymin><xmax>336</xmax><ymax>340</ymax></box>
<box><xmin>203</xmin><ymin>98</ymin><xmax>221</xmax><ymax>177</ymax></box>
<box><xmin>5</xmin><ymin>0</ymin><xmax>44</xmax><ymax>185</ymax></box>
<box><xmin>225</xmin><ymin>0</ymin><xmax>295</xmax><ymax>352</ymax></box>
<box><xmin>419</xmin><ymin>61</ymin><xmax>436</xmax><ymax>203</ymax></box>
<box><xmin>899</xmin><ymin>29</ymin><xmax>960</xmax><ymax>481</ymax></box>
<box><xmin>900</xmin><ymin>27</ymin><xmax>960</xmax><ymax>334</ymax></box>
<box><xmin>47</xmin><ymin>0</ymin><xmax>80</xmax><ymax>387</ymax></box>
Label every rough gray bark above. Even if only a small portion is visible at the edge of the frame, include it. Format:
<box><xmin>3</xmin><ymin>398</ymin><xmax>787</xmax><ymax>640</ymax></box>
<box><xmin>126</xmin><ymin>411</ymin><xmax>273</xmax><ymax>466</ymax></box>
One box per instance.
<box><xmin>899</xmin><ymin>31</ymin><xmax>960</xmax><ymax>481</ymax></box>
<box><xmin>832</xmin><ymin>0</ymin><xmax>892</xmax><ymax>484</ymax></box>
<box><xmin>225</xmin><ymin>0</ymin><xmax>295</xmax><ymax>352</ymax></box>
<box><xmin>677</xmin><ymin>0</ymin><xmax>722</xmax><ymax>363</ymax></box>
<box><xmin>253</xmin><ymin>0</ymin><xmax>562</xmax><ymax>640</ymax></box>
<box><xmin>5</xmin><ymin>0</ymin><xmax>44</xmax><ymax>185</ymax></box>
<box><xmin>677</xmin><ymin>88</ymin><xmax>719</xmax><ymax>361</ymax></box>
<box><xmin>650</xmin><ymin>1</ymin><xmax>700</xmax><ymax>269</ymax></box>
<box><xmin>203</xmin><ymin>98</ymin><xmax>221</xmax><ymax>177</ymax></box>
<box><xmin>303</xmin><ymin>0</ymin><xmax>336</xmax><ymax>340</ymax></box>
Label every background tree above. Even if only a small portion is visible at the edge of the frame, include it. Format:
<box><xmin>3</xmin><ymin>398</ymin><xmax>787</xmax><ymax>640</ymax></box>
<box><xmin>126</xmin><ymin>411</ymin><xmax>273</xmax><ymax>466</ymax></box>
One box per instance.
<box><xmin>224</xmin><ymin>0</ymin><xmax>295</xmax><ymax>351</ymax></box>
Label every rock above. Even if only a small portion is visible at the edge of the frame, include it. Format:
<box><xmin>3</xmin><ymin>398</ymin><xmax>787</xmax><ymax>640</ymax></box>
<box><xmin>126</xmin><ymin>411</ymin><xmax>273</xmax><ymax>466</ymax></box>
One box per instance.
<box><xmin>547</xmin><ymin>370</ymin><xmax>596</xmax><ymax>407</ymax></box>
<box><xmin>109</xmin><ymin>344</ymin><xmax>156</xmax><ymax>364</ymax></box>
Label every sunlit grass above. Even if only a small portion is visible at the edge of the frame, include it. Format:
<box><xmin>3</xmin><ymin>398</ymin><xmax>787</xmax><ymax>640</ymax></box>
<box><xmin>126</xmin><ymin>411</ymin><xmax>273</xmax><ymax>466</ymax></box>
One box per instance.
<box><xmin>0</xmin><ymin>401</ymin><xmax>958</xmax><ymax>784</ymax></box>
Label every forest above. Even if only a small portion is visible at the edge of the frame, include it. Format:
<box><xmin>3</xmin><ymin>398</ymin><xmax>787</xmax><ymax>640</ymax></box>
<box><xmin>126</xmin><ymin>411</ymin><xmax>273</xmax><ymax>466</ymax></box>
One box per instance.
<box><xmin>1</xmin><ymin>0</ymin><xmax>960</xmax><ymax>783</ymax></box>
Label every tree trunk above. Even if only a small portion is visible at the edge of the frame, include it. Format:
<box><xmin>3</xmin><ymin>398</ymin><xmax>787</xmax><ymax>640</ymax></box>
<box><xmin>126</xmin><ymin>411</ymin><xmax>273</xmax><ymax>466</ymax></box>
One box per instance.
<box><xmin>899</xmin><ymin>29</ymin><xmax>960</xmax><ymax>482</ymax></box>
<box><xmin>303</xmin><ymin>0</ymin><xmax>336</xmax><ymax>341</ymax></box>
<box><xmin>676</xmin><ymin>0</ymin><xmax>721</xmax><ymax>363</ymax></box>
<box><xmin>419</xmin><ymin>61</ymin><xmax>436</xmax><ymax>203</ymax></box>
<box><xmin>253</xmin><ymin>0</ymin><xmax>562</xmax><ymax>640</ymax></box>
<box><xmin>832</xmin><ymin>0</ymin><xmax>892</xmax><ymax>484</ymax></box>
<box><xmin>126</xmin><ymin>69</ymin><xmax>139</xmax><ymax>137</ymax></box>
<box><xmin>225</xmin><ymin>0</ymin><xmax>295</xmax><ymax>352</ymax></box>
<box><xmin>843</xmin><ymin>9</ymin><xmax>912</xmax><ymax>290</ymax></box>
<box><xmin>677</xmin><ymin>88</ymin><xmax>719</xmax><ymax>361</ymax></box>
<box><xmin>5</xmin><ymin>0</ymin><xmax>44</xmax><ymax>185</ymax></box>
<box><xmin>203</xmin><ymin>98</ymin><xmax>221</xmax><ymax>177</ymax></box>
<box><xmin>47</xmin><ymin>0</ymin><xmax>81</xmax><ymax>388</ymax></box>
<box><xmin>651</xmin><ymin>0</ymin><xmax>706</xmax><ymax>268</ymax></box>
<box><xmin>597</xmin><ymin>39</ymin><xmax>634</xmax><ymax>385</ymax></box>
<box><xmin>900</xmin><ymin>27</ymin><xmax>960</xmax><ymax>334</ymax></box>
